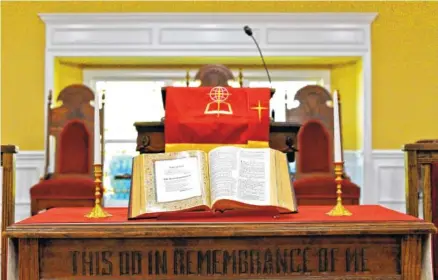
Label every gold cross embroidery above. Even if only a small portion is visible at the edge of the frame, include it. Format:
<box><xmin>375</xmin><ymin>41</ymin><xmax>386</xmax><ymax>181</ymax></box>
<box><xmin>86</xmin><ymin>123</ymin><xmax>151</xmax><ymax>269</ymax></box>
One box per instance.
<box><xmin>251</xmin><ymin>100</ymin><xmax>268</xmax><ymax>121</ymax></box>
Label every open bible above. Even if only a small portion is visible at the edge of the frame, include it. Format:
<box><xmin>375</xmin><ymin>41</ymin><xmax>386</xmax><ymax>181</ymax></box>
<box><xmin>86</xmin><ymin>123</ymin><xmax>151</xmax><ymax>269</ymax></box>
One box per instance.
<box><xmin>128</xmin><ymin>146</ymin><xmax>297</xmax><ymax>219</ymax></box>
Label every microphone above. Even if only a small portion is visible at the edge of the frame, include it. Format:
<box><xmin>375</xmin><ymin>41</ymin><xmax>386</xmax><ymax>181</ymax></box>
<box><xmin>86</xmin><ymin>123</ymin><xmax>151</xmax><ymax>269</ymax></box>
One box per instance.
<box><xmin>244</xmin><ymin>25</ymin><xmax>275</xmax><ymax>119</ymax></box>
<box><xmin>243</xmin><ymin>25</ymin><xmax>272</xmax><ymax>86</ymax></box>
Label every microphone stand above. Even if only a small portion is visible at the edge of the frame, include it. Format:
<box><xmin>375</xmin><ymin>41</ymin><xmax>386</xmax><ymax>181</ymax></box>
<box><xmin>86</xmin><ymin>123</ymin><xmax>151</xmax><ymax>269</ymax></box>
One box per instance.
<box><xmin>243</xmin><ymin>25</ymin><xmax>276</xmax><ymax>121</ymax></box>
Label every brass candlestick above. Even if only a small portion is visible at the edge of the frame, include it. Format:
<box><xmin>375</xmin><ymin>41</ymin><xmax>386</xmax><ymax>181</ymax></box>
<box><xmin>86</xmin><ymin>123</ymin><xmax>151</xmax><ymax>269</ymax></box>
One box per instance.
<box><xmin>85</xmin><ymin>164</ymin><xmax>112</xmax><ymax>218</ymax></box>
<box><xmin>326</xmin><ymin>162</ymin><xmax>352</xmax><ymax>216</ymax></box>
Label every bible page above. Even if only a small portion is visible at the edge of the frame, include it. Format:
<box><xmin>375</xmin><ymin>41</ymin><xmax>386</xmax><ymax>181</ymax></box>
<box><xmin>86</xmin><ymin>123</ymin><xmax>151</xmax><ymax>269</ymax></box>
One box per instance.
<box><xmin>208</xmin><ymin>147</ymin><xmax>271</xmax><ymax>206</ymax></box>
<box><xmin>155</xmin><ymin>156</ymin><xmax>202</xmax><ymax>203</ymax></box>
<box><xmin>235</xmin><ymin>148</ymin><xmax>270</xmax><ymax>205</ymax></box>
<box><xmin>129</xmin><ymin>151</ymin><xmax>210</xmax><ymax>218</ymax></box>
<box><xmin>208</xmin><ymin>146</ymin><xmax>239</xmax><ymax>203</ymax></box>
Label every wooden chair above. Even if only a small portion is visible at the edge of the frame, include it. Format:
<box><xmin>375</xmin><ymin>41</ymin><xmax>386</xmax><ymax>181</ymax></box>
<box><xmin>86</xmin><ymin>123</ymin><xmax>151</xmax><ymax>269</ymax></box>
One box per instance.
<box><xmin>160</xmin><ymin>64</ymin><xmax>236</xmax><ymax>109</ymax></box>
<box><xmin>194</xmin><ymin>64</ymin><xmax>235</xmax><ymax>87</ymax></box>
<box><xmin>403</xmin><ymin>139</ymin><xmax>438</xmax><ymax>278</ymax></box>
<box><xmin>286</xmin><ymin>85</ymin><xmax>334</xmax><ymax>131</ymax></box>
<box><xmin>30</xmin><ymin>84</ymin><xmax>104</xmax><ymax>216</ymax></box>
<box><xmin>287</xmin><ymin>85</ymin><xmax>360</xmax><ymax>205</ymax></box>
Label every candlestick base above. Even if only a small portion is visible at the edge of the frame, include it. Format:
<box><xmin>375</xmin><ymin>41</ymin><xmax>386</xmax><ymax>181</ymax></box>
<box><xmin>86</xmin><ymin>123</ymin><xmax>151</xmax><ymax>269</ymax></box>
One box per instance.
<box><xmin>326</xmin><ymin>201</ymin><xmax>352</xmax><ymax>216</ymax></box>
<box><xmin>326</xmin><ymin>161</ymin><xmax>352</xmax><ymax>217</ymax></box>
<box><xmin>85</xmin><ymin>164</ymin><xmax>112</xmax><ymax>219</ymax></box>
<box><xmin>85</xmin><ymin>203</ymin><xmax>112</xmax><ymax>218</ymax></box>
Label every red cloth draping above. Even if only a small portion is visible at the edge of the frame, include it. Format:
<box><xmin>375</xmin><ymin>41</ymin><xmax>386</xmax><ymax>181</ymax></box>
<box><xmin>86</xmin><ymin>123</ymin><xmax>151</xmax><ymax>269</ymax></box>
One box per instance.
<box><xmin>16</xmin><ymin>205</ymin><xmax>421</xmax><ymax>225</ymax></box>
<box><xmin>164</xmin><ymin>87</ymin><xmax>270</xmax><ymax>147</ymax></box>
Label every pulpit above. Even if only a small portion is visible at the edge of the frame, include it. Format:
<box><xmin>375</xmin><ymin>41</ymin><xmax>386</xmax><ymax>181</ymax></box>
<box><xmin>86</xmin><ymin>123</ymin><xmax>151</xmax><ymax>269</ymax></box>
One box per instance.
<box><xmin>135</xmin><ymin>121</ymin><xmax>300</xmax><ymax>163</ymax></box>
<box><xmin>136</xmin><ymin>64</ymin><xmax>300</xmax><ymax>162</ymax></box>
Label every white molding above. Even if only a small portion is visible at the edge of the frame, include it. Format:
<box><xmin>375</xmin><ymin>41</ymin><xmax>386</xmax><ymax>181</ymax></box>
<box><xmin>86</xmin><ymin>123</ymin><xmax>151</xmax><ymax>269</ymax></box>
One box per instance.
<box><xmin>83</xmin><ymin>68</ymin><xmax>331</xmax><ymax>86</ymax></box>
<box><xmin>38</xmin><ymin>12</ymin><xmax>378</xmax><ymax>24</ymax></box>
<box><xmin>40</xmin><ymin>12</ymin><xmax>377</xmax><ymax>200</ymax></box>
<box><xmin>361</xmin><ymin>46</ymin><xmax>374</xmax><ymax>205</ymax></box>
<box><xmin>39</xmin><ymin>12</ymin><xmax>377</xmax><ymax>56</ymax></box>
<box><xmin>83</xmin><ymin>69</ymin><xmax>200</xmax><ymax>85</ymax></box>
<box><xmin>371</xmin><ymin>149</ymin><xmax>404</xmax><ymax>160</ymax></box>
<box><xmin>242</xmin><ymin>69</ymin><xmax>331</xmax><ymax>90</ymax></box>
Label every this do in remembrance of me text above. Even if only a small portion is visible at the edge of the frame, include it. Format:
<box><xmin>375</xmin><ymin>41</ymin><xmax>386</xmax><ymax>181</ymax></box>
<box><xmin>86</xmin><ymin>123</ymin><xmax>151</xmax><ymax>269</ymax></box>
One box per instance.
<box><xmin>154</xmin><ymin>157</ymin><xmax>202</xmax><ymax>203</ymax></box>
<box><xmin>209</xmin><ymin>147</ymin><xmax>270</xmax><ymax>205</ymax></box>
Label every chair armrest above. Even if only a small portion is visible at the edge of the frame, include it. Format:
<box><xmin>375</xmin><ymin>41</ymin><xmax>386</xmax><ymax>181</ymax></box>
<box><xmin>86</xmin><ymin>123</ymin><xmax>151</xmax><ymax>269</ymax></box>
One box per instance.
<box><xmin>40</xmin><ymin>173</ymin><xmax>54</xmax><ymax>181</ymax></box>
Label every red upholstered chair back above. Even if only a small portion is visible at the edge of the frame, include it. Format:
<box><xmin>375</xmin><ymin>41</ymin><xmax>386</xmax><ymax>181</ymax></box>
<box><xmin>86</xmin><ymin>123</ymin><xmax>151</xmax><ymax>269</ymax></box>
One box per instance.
<box><xmin>57</xmin><ymin>120</ymin><xmax>91</xmax><ymax>175</ymax></box>
<box><xmin>285</xmin><ymin>85</ymin><xmax>335</xmax><ymax>179</ymax></box>
<box><xmin>46</xmin><ymin>84</ymin><xmax>103</xmax><ymax>179</ymax></box>
<box><xmin>296</xmin><ymin>120</ymin><xmax>333</xmax><ymax>179</ymax></box>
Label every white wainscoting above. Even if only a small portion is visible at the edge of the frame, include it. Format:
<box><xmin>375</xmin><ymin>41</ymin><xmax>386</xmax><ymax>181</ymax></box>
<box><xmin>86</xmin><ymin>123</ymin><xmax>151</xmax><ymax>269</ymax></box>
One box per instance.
<box><xmin>9</xmin><ymin>149</ymin><xmax>406</xmax><ymax>222</ymax></box>
<box><xmin>14</xmin><ymin>152</ymin><xmax>45</xmax><ymax>222</ymax></box>
<box><xmin>371</xmin><ymin>150</ymin><xmax>407</xmax><ymax>214</ymax></box>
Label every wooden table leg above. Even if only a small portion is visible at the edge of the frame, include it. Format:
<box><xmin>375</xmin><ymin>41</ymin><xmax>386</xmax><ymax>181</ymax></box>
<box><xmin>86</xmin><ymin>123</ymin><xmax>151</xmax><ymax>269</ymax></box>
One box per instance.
<box><xmin>402</xmin><ymin>235</ymin><xmax>422</xmax><ymax>279</ymax></box>
<box><xmin>18</xmin><ymin>239</ymin><xmax>39</xmax><ymax>280</ymax></box>
<box><xmin>406</xmin><ymin>151</ymin><xmax>419</xmax><ymax>217</ymax></box>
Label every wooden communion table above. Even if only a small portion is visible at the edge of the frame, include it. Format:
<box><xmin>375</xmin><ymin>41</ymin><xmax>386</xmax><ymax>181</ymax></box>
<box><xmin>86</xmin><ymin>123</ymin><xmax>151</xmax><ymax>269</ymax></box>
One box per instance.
<box><xmin>5</xmin><ymin>205</ymin><xmax>436</xmax><ymax>280</ymax></box>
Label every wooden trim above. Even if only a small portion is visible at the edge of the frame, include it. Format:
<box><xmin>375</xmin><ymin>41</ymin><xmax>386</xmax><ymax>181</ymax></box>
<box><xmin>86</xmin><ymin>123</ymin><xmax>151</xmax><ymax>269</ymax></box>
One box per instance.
<box><xmin>5</xmin><ymin>221</ymin><xmax>436</xmax><ymax>239</ymax></box>
<box><xmin>405</xmin><ymin>150</ymin><xmax>419</xmax><ymax>217</ymax></box>
<box><xmin>1</xmin><ymin>145</ymin><xmax>18</xmax><ymax>280</ymax></box>
<box><xmin>423</xmin><ymin>164</ymin><xmax>432</xmax><ymax>222</ymax></box>
<box><xmin>403</xmin><ymin>142</ymin><xmax>438</xmax><ymax>151</ymax></box>
<box><xmin>0</xmin><ymin>145</ymin><xmax>18</xmax><ymax>154</ymax></box>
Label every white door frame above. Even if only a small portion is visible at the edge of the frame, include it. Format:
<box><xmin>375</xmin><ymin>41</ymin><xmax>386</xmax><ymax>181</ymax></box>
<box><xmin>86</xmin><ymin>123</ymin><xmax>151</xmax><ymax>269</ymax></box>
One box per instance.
<box><xmin>39</xmin><ymin>12</ymin><xmax>377</xmax><ymax>204</ymax></box>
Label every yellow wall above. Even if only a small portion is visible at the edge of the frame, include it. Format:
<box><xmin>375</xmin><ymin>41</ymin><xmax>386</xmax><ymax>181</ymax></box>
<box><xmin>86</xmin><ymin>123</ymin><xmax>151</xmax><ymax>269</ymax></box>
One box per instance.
<box><xmin>54</xmin><ymin>60</ymin><xmax>83</xmax><ymax>103</ymax></box>
<box><xmin>2</xmin><ymin>1</ymin><xmax>438</xmax><ymax>150</ymax></box>
<box><xmin>331</xmin><ymin>61</ymin><xmax>360</xmax><ymax>150</ymax></box>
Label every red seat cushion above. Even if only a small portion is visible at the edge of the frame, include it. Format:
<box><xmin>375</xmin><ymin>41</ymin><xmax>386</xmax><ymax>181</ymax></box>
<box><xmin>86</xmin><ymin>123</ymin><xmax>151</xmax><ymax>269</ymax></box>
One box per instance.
<box><xmin>294</xmin><ymin>176</ymin><xmax>360</xmax><ymax>199</ymax></box>
<box><xmin>30</xmin><ymin>177</ymin><xmax>95</xmax><ymax>199</ymax></box>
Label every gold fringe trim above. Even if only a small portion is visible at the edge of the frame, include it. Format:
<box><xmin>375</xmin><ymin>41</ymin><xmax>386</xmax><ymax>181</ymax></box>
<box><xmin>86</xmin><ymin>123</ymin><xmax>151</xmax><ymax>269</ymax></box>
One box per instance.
<box><xmin>165</xmin><ymin>141</ymin><xmax>269</xmax><ymax>153</ymax></box>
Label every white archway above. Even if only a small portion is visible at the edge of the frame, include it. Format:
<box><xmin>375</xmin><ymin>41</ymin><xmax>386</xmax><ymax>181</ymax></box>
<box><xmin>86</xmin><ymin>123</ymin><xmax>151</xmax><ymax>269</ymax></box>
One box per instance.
<box><xmin>39</xmin><ymin>12</ymin><xmax>377</xmax><ymax>204</ymax></box>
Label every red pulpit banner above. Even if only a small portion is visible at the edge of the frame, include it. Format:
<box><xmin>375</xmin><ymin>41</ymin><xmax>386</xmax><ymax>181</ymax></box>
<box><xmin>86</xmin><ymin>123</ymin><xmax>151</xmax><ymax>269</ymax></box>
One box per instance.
<box><xmin>164</xmin><ymin>86</ymin><xmax>271</xmax><ymax>152</ymax></box>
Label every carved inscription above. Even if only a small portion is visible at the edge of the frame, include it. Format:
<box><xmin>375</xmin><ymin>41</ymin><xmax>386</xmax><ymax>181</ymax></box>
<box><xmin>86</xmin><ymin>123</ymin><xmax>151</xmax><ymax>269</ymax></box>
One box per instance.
<box><xmin>40</xmin><ymin>237</ymin><xmax>400</xmax><ymax>279</ymax></box>
<box><xmin>69</xmin><ymin>247</ymin><xmax>373</xmax><ymax>276</ymax></box>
